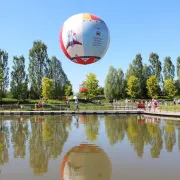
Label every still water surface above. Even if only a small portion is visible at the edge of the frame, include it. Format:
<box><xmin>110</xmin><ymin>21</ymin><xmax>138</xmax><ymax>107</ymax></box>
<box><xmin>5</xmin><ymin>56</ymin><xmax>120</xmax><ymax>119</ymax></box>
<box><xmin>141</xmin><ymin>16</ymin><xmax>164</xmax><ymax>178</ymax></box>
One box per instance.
<box><xmin>0</xmin><ymin>115</ymin><xmax>180</xmax><ymax>180</ymax></box>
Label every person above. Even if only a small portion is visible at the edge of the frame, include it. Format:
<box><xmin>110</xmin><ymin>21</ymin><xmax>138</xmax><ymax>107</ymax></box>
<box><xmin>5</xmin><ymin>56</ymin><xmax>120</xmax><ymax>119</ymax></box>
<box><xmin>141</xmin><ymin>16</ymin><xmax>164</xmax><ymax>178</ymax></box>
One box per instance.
<box><xmin>74</xmin><ymin>99</ymin><xmax>79</xmax><ymax>112</ymax></box>
<box><xmin>66</xmin><ymin>99</ymin><xmax>70</xmax><ymax>109</ymax></box>
<box><xmin>74</xmin><ymin>116</ymin><xmax>79</xmax><ymax>128</ymax></box>
<box><xmin>173</xmin><ymin>99</ymin><xmax>176</xmax><ymax>105</ymax></box>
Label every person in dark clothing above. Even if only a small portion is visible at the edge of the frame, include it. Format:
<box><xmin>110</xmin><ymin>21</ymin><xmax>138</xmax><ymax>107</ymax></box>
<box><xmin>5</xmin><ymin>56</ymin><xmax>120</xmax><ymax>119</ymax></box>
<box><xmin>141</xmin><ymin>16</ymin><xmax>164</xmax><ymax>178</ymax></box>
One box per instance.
<box><xmin>74</xmin><ymin>99</ymin><xmax>79</xmax><ymax>112</ymax></box>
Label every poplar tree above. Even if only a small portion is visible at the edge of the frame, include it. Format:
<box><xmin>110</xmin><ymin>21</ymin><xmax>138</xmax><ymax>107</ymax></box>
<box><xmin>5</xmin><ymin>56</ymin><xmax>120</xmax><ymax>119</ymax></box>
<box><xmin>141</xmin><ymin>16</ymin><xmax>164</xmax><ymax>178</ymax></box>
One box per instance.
<box><xmin>104</xmin><ymin>66</ymin><xmax>119</xmax><ymax>101</ymax></box>
<box><xmin>10</xmin><ymin>56</ymin><xmax>28</xmax><ymax>100</ymax></box>
<box><xmin>149</xmin><ymin>53</ymin><xmax>162</xmax><ymax>83</ymax></box>
<box><xmin>163</xmin><ymin>56</ymin><xmax>175</xmax><ymax>80</ymax></box>
<box><xmin>0</xmin><ymin>49</ymin><xmax>9</xmax><ymax>101</ymax></box>
<box><xmin>28</xmin><ymin>40</ymin><xmax>49</xmax><ymax>99</ymax></box>
<box><xmin>47</xmin><ymin>56</ymin><xmax>70</xmax><ymax>98</ymax></box>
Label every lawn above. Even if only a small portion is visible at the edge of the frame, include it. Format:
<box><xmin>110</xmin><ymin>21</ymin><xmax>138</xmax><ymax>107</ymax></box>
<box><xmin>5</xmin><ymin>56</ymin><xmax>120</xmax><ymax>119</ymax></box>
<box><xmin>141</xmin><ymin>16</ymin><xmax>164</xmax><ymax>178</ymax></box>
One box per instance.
<box><xmin>159</xmin><ymin>105</ymin><xmax>180</xmax><ymax>112</ymax></box>
<box><xmin>0</xmin><ymin>98</ymin><xmax>113</xmax><ymax>111</ymax></box>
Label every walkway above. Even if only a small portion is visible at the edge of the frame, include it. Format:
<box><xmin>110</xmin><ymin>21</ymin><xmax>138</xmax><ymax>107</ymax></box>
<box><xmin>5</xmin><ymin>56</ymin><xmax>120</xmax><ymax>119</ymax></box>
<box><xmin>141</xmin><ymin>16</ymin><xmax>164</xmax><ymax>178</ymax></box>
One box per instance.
<box><xmin>0</xmin><ymin>108</ymin><xmax>180</xmax><ymax>118</ymax></box>
<box><xmin>0</xmin><ymin>109</ymin><xmax>144</xmax><ymax>116</ymax></box>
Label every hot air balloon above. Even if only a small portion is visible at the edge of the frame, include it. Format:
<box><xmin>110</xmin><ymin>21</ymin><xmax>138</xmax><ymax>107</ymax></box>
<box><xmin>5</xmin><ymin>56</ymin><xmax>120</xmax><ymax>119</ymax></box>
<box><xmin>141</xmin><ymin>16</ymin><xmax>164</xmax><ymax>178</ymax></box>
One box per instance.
<box><xmin>60</xmin><ymin>143</ymin><xmax>112</xmax><ymax>180</ymax></box>
<box><xmin>59</xmin><ymin>13</ymin><xmax>110</xmax><ymax>65</ymax></box>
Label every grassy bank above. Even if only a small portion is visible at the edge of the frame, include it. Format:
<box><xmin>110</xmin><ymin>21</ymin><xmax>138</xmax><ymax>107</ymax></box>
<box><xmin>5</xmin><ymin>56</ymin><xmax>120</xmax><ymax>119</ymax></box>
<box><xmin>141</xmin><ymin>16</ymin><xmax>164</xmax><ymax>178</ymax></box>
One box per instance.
<box><xmin>0</xmin><ymin>98</ymin><xmax>113</xmax><ymax>111</ymax></box>
<box><xmin>159</xmin><ymin>105</ymin><xmax>180</xmax><ymax>112</ymax></box>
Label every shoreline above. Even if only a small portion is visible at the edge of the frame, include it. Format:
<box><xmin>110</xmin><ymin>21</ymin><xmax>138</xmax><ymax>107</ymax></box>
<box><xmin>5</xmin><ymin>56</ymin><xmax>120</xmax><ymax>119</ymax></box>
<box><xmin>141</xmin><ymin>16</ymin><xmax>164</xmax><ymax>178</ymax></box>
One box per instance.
<box><xmin>0</xmin><ymin>110</ymin><xmax>180</xmax><ymax>118</ymax></box>
<box><xmin>0</xmin><ymin>110</ymin><xmax>143</xmax><ymax>116</ymax></box>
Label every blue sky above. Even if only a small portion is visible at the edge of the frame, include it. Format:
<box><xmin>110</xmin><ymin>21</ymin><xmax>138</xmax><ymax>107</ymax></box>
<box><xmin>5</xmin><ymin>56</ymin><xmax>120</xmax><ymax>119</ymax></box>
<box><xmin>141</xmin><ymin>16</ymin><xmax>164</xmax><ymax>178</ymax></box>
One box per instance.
<box><xmin>1</xmin><ymin>0</ymin><xmax>180</xmax><ymax>92</ymax></box>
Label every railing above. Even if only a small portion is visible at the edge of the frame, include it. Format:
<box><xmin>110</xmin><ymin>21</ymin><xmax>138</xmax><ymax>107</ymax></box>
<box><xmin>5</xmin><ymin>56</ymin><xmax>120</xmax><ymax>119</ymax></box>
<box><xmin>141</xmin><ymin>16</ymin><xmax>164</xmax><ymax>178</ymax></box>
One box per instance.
<box><xmin>0</xmin><ymin>103</ymin><xmax>139</xmax><ymax>111</ymax></box>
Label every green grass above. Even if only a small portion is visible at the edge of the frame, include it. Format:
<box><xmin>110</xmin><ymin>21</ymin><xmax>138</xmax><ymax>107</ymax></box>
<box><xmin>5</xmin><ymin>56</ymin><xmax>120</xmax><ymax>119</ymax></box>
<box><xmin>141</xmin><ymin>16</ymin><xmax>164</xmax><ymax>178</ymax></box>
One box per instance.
<box><xmin>0</xmin><ymin>98</ymin><xmax>113</xmax><ymax>111</ymax></box>
<box><xmin>159</xmin><ymin>105</ymin><xmax>180</xmax><ymax>112</ymax></box>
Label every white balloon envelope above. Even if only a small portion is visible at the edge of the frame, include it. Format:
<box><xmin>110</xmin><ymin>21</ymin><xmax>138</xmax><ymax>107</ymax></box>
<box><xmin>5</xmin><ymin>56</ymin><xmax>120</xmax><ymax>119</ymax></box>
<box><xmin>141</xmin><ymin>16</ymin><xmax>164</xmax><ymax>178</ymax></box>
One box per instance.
<box><xmin>59</xmin><ymin>13</ymin><xmax>110</xmax><ymax>65</ymax></box>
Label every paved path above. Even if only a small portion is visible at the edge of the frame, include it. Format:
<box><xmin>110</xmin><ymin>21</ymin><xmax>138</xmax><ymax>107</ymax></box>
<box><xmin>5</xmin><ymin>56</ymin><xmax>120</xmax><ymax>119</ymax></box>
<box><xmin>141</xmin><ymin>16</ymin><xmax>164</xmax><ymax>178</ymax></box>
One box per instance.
<box><xmin>0</xmin><ymin>109</ymin><xmax>180</xmax><ymax>118</ymax></box>
<box><xmin>0</xmin><ymin>110</ymin><xmax>144</xmax><ymax>115</ymax></box>
<box><xmin>144</xmin><ymin>108</ymin><xmax>180</xmax><ymax>117</ymax></box>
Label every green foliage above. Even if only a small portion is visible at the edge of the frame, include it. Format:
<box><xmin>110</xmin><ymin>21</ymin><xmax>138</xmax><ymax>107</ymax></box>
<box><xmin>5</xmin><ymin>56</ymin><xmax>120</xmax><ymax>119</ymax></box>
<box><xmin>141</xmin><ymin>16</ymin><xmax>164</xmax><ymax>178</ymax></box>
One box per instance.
<box><xmin>146</xmin><ymin>75</ymin><xmax>160</xmax><ymax>98</ymax></box>
<box><xmin>176</xmin><ymin>56</ymin><xmax>180</xmax><ymax>80</ymax></box>
<box><xmin>126</xmin><ymin>76</ymin><xmax>140</xmax><ymax>98</ymax></box>
<box><xmin>164</xmin><ymin>79</ymin><xmax>177</xmax><ymax>98</ymax></box>
<box><xmin>84</xmin><ymin>73</ymin><xmax>99</xmax><ymax>99</ymax></box>
<box><xmin>65</xmin><ymin>84</ymin><xmax>73</xmax><ymax>97</ymax></box>
<box><xmin>125</xmin><ymin>54</ymin><xmax>144</xmax><ymax>97</ymax></box>
<box><xmin>28</xmin><ymin>40</ymin><xmax>49</xmax><ymax>99</ymax></box>
<box><xmin>149</xmin><ymin>53</ymin><xmax>162</xmax><ymax>83</ymax></box>
<box><xmin>47</xmin><ymin>56</ymin><xmax>70</xmax><ymax>98</ymax></box>
<box><xmin>104</xmin><ymin>66</ymin><xmax>125</xmax><ymax>101</ymax></box>
<box><xmin>41</xmin><ymin>77</ymin><xmax>54</xmax><ymax>99</ymax></box>
<box><xmin>163</xmin><ymin>56</ymin><xmax>175</xmax><ymax>80</ymax></box>
<box><xmin>0</xmin><ymin>49</ymin><xmax>9</xmax><ymax>102</ymax></box>
<box><xmin>174</xmin><ymin>80</ymin><xmax>180</xmax><ymax>95</ymax></box>
<box><xmin>10</xmin><ymin>55</ymin><xmax>28</xmax><ymax>100</ymax></box>
<box><xmin>117</xmin><ymin>68</ymin><xmax>126</xmax><ymax>98</ymax></box>
<box><xmin>97</xmin><ymin>86</ymin><xmax>104</xmax><ymax>95</ymax></box>
<box><xmin>142</xmin><ymin>64</ymin><xmax>152</xmax><ymax>98</ymax></box>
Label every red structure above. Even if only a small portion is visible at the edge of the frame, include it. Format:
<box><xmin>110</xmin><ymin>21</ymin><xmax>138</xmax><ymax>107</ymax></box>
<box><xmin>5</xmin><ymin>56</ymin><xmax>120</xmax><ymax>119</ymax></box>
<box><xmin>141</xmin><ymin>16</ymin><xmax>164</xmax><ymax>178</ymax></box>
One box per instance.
<box><xmin>79</xmin><ymin>87</ymin><xmax>88</xmax><ymax>93</ymax></box>
<box><xmin>79</xmin><ymin>82</ymin><xmax>88</xmax><ymax>93</ymax></box>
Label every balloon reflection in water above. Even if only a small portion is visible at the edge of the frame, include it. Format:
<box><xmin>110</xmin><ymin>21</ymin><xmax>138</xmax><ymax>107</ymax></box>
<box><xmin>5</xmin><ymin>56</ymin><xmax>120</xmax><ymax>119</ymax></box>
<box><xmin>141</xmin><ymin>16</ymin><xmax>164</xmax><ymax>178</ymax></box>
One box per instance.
<box><xmin>60</xmin><ymin>143</ymin><xmax>112</xmax><ymax>180</ymax></box>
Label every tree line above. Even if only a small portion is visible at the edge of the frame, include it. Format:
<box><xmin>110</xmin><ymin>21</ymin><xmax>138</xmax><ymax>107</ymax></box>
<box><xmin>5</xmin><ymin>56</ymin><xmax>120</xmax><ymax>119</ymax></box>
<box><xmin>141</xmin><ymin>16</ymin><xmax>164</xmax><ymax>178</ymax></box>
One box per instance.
<box><xmin>104</xmin><ymin>53</ymin><xmax>180</xmax><ymax>101</ymax></box>
<box><xmin>0</xmin><ymin>40</ymin><xmax>71</xmax><ymax>102</ymax></box>
<box><xmin>1</xmin><ymin>43</ymin><xmax>180</xmax><ymax>102</ymax></box>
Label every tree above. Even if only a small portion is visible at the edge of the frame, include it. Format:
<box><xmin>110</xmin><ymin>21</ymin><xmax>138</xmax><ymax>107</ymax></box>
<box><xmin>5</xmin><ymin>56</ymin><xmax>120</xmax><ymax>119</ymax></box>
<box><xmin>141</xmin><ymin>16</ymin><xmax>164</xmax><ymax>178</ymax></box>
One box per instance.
<box><xmin>0</xmin><ymin>49</ymin><xmax>9</xmax><ymax>102</ymax></box>
<box><xmin>174</xmin><ymin>80</ymin><xmax>180</xmax><ymax>95</ymax></box>
<box><xmin>125</xmin><ymin>63</ymin><xmax>134</xmax><ymax>80</ymax></box>
<box><xmin>176</xmin><ymin>56</ymin><xmax>180</xmax><ymax>80</ymax></box>
<box><xmin>48</xmin><ymin>56</ymin><xmax>70</xmax><ymax>98</ymax></box>
<box><xmin>117</xmin><ymin>68</ymin><xmax>125</xmax><ymax>98</ymax></box>
<box><xmin>142</xmin><ymin>64</ymin><xmax>152</xmax><ymax>98</ymax></box>
<box><xmin>131</xmin><ymin>54</ymin><xmax>143</xmax><ymax>96</ymax></box>
<box><xmin>10</xmin><ymin>56</ymin><xmax>28</xmax><ymax>100</ymax></box>
<box><xmin>146</xmin><ymin>75</ymin><xmax>160</xmax><ymax>99</ymax></box>
<box><xmin>28</xmin><ymin>40</ymin><xmax>49</xmax><ymax>99</ymax></box>
<box><xmin>149</xmin><ymin>53</ymin><xmax>162</xmax><ymax>83</ymax></box>
<box><xmin>104</xmin><ymin>66</ymin><xmax>119</xmax><ymax>101</ymax></box>
<box><xmin>126</xmin><ymin>76</ymin><xmax>140</xmax><ymax>99</ymax></box>
<box><xmin>84</xmin><ymin>73</ymin><xmax>99</xmax><ymax>99</ymax></box>
<box><xmin>125</xmin><ymin>54</ymin><xmax>143</xmax><ymax>97</ymax></box>
<box><xmin>164</xmin><ymin>79</ymin><xmax>177</xmax><ymax>98</ymax></box>
<box><xmin>97</xmin><ymin>87</ymin><xmax>104</xmax><ymax>95</ymax></box>
<box><xmin>163</xmin><ymin>56</ymin><xmax>175</xmax><ymax>80</ymax></box>
<box><xmin>41</xmin><ymin>77</ymin><xmax>54</xmax><ymax>99</ymax></box>
<box><xmin>65</xmin><ymin>84</ymin><xmax>73</xmax><ymax>97</ymax></box>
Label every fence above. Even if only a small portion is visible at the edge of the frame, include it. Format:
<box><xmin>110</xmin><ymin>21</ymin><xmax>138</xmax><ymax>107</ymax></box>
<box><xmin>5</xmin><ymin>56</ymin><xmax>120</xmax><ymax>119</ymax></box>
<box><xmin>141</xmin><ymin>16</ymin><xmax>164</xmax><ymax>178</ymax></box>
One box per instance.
<box><xmin>0</xmin><ymin>102</ymin><xmax>140</xmax><ymax>111</ymax></box>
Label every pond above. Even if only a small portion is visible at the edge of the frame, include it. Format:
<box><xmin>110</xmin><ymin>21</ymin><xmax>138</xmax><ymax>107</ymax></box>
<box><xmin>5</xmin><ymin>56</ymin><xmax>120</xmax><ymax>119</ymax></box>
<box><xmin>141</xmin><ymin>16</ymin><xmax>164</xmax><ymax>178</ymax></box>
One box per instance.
<box><xmin>0</xmin><ymin>115</ymin><xmax>180</xmax><ymax>180</ymax></box>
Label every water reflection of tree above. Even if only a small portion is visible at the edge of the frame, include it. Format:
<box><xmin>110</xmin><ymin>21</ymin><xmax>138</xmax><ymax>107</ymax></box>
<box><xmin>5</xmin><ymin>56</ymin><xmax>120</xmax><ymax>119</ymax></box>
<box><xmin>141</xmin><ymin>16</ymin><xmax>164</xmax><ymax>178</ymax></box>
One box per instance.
<box><xmin>84</xmin><ymin>116</ymin><xmax>100</xmax><ymax>142</ymax></box>
<box><xmin>0</xmin><ymin>120</ymin><xmax>9</xmax><ymax>165</ymax></box>
<box><xmin>104</xmin><ymin>116</ymin><xmax>166</xmax><ymax>158</ymax></box>
<box><xmin>29</xmin><ymin>115</ymin><xmax>72</xmax><ymax>176</ymax></box>
<box><xmin>105</xmin><ymin>116</ymin><xmax>127</xmax><ymax>145</ymax></box>
<box><xmin>178</xmin><ymin>128</ymin><xmax>180</xmax><ymax>151</ymax></box>
<box><xmin>164</xmin><ymin>121</ymin><xmax>176</xmax><ymax>152</ymax></box>
<box><xmin>147</xmin><ymin>123</ymin><xmax>163</xmax><ymax>158</ymax></box>
<box><xmin>126</xmin><ymin>116</ymin><xmax>147</xmax><ymax>158</ymax></box>
<box><xmin>11</xmin><ymin>118</ymin><xmax>29</xmax><ymax>158</ymax></box>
